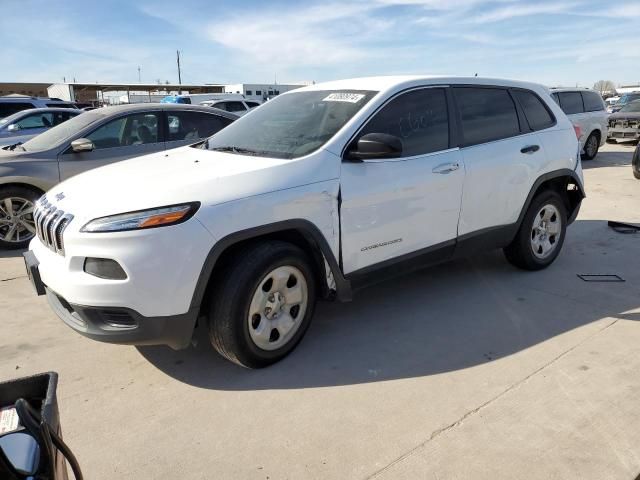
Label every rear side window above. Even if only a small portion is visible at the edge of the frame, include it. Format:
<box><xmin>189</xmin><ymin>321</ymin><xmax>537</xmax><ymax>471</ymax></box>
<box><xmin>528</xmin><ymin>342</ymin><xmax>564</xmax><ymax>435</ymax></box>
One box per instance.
<box><xmin>225</xmin><ymin>101</ymin><xmax>248</xmax><ymax>112</ymax></box>
<box><xmin>46</xmin><ymin>103</ymin><xmax>76</xmax><ymax>109</ymax></box>
<box><xmin>557</xmin><ymin>92</ymin><xmax>584</xmax><ymax>114</ymax></box>
<box><xmin>167</xmin><ymin>111</ymin><xmax>231</xmax><ymax>141</ymax></box>
<box><xmin>581</xmin><ymin>91</ymin><xmax>605</xmax><ymax>112</ymax></box>
<box><xmin>357</xmin><ymin>87</ymin><xmax>449</xmax><ymax>157</ymax></box>
<box><xmin>0</xmin><ymin>102</ymin><xmax>36</xmax><ymax>117</ymax></box>
<box><xmin>454</xmin><ymin>87</ymin><xmax>520</xmax><ymax>146</ymax></box>
<box><xmin>512</xmin><ymin>90</ymin><xmax>555</xmax><ymax>131</ymax></box>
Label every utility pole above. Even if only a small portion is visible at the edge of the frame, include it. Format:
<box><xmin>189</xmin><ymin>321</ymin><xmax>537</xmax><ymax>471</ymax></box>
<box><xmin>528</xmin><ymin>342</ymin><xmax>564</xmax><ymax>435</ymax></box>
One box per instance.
<box><xmin>138</xmin><ymin>66</ymin><xmax>141</xmax><ymax>83</ymax></box>
<box><xmin>176</xmin><ymin>50</ymin><xmax>182</xmax><ymax>86</ymax></box>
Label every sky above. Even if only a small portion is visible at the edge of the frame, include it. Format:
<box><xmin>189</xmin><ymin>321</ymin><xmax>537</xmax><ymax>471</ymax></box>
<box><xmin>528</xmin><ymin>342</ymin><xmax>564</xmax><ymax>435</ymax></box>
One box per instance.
<box><xmin>1</xmin><ymin>0</ymin><xmax>639</xmax><ymax>89</ymax></box>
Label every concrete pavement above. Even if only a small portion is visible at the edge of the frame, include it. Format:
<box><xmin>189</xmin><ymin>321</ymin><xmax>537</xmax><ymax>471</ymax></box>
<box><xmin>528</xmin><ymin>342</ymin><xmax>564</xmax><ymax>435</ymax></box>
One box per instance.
<box><xmin>0</xmin><ymin>142</ymin><xmax>639</xmax><ymax>479</ymax></box>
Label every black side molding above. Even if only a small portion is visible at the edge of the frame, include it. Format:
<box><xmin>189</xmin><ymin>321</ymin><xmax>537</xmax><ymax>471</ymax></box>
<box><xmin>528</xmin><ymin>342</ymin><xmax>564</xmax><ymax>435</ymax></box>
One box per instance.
<box><xmin>189</xmin><ymin>219</ymin><xmax>352</xmax><ymax>313</ymax></box>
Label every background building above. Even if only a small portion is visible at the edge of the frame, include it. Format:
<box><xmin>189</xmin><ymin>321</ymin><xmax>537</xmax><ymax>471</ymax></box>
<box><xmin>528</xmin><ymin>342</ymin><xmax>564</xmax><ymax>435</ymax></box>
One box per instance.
<box><xmin>224</xmin><ymin>83</ymin><xmax>309</xmax><ymax>102</ymax></box>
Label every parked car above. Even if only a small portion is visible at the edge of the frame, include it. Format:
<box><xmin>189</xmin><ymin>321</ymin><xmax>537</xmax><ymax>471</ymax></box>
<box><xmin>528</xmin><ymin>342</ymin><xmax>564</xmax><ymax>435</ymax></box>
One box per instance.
<box><xmin>0</xmin><ymin>97</ymin><xmax>78</xmax><ymax>120</ymax></box>
<box><xmin>607</xmin><ymin>92</ymin><xmax>640</xmax><ymax>114</ymax></box>
<box><xmin>550</xmin><ymin>88</ymin><xmax>607</xmax><ymax>160</ymax></box>
<box><xmin>23</xmin><ymin>76</ymin><xmax>584</xmax><ymax>368</ymax></box>
<box><xmin>0</xmin><ymin>104</ymin><xmax>237</xmax><ymax>248</ymax></box>
<box><xmin>606</xmin><ymin>100</ymin><xmax>640</xmax><ymax>144</ymax></box>
<box><xmin>632</xmin><ymin>142</ymin><xmax>640</xmax><ymax>179</ymax></box>
<box><xmin>199</xmin><ymin>99</ymin><xmax>261</xmax><ymax>115</ymax></box>
<box><xmin>0</xmin><ymin>108</ymin><xmax>82</xmax><ymax>147</ymax></box>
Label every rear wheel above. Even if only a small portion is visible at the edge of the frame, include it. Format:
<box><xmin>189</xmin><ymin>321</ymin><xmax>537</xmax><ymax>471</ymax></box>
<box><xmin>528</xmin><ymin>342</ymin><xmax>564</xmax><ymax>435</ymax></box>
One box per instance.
<box><xmin>581</xmin><ymin>132</ymin><xmax>600</xmax><ymax>160</ymax></box>
<box><xmin>208</xmin><ymin>241</ymin><xmax>317</xmax><ymax>368</ymax></box>
<box><xmin>504</xmin><ymin>190</ymin><xmax>567</xmax><ymax>271</ymax></box>
<box><xmin>0</xmin><ymin>186</ymin><xmax>40</xmax><ymax>250</ymax></box>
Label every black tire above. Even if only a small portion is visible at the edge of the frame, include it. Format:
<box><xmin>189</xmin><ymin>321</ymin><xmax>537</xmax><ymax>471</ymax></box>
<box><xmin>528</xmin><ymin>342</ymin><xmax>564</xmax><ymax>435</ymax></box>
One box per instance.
<box><xmin>208</xmin><ymin>241</ymin><xmax>317</xmax><ymax>368</ymax></box>
<box><xmin>0</xmin><ymin>186</ymin><xmax>41</xmax><ymax>250</ymax></box>
<box><xmin>504</xmin><ymin>190</ymin><xmax>567</xmax><ymax>271</ymax></box>
<box><xmin>581</xmin><ymin>132</ymin><xmax>600</xmax><ymax>160</ymax></box>
<box><xmin>606</xmin><ymin>138</ymin><xmax>616</xmax><ymax>144</ymax></box>
<box><xmin>633</xmin><ymin>146</ymin><xmax>640</xmax><ymax>179</ymax></box>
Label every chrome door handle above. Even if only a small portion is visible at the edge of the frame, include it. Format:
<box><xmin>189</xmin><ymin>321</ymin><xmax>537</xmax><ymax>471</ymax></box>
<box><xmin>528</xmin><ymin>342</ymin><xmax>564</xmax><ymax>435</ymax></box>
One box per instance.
<box><xmin>432</xmin><ymin>162</ymin><xmax>460</xmax><ymax>174</ymax></box>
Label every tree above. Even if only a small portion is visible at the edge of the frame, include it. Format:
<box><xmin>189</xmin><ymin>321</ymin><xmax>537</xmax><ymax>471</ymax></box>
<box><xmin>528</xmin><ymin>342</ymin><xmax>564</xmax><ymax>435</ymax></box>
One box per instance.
<box><xmin>593</xmin><ymin>80</ymin><xmax>616</xmax><ymax>94</ymax></box>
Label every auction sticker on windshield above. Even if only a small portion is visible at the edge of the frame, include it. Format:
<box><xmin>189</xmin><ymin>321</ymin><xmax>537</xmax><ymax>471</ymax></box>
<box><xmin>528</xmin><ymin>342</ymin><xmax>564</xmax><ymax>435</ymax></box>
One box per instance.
<box><xmin>323</xmin><ymin>93</ymin><xmax>366</xmax><ymax>103</ymax></box>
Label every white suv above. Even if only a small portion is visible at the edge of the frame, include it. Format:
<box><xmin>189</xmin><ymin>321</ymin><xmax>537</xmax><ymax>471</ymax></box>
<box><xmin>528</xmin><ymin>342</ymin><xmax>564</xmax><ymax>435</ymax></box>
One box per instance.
<box><xmin>550</xmin><ymin>88</ymin><xmax>608</xmax><ymax>160</ymax></box>
<box><xmin>24</xmin><ymin>76</ymin><xmax>585</xmax><ymax>368</ymax></box>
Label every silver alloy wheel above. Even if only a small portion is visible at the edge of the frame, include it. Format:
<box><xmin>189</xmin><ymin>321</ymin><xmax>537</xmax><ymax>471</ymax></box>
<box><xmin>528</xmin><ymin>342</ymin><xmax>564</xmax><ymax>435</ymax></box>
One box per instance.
<box><xmin>0</xmin><ymin>197</ymin><xmax>36</xmax><ymax>244</ymax></box>
<box><xmin>530</xmin><ymin>204</ymin><xmax>561</xmax><ymax>259</ymax></box>
<box><xmin>247</xmin><ymin>265</ymin><xmax>309</xmax><ymax>351</ymax></box>
<box><xmin>585</xmin><ymin>134</ymin><xmax>598</xmax><ymax>157</ymax></box>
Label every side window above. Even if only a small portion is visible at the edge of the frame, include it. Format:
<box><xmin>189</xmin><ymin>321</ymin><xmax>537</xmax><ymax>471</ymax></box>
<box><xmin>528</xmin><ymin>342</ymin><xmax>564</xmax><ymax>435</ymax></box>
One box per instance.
<box><xmin>226</xmin><ymin>101</ymin><xmax>248</xmax><ymax>112</ymax></box>
<box><xmin>557</xmin><ymin>92</ymin><xmax>584</xmax><ymax>114</ymax></box>
<box><xmin>167</xmin><ymin>111</ymin><xmax>229</xmax><ymax>141</ymax></box>
<box><xmin>582</xmin><ymin>91</ymin><xmax>605</xmax><ymax>112</ymax></box>
<box><xmin>16</xmin><ymin>112</ymin><xmax>54</xmax><ymax>129</ymax></box>
<box><xmin>512</xmin><ymin>90</ymin><xmax>555</xmax><ymax>131</ymax></box>
<box><xmin>52</xmin><ymin>112</ymin><xmax>74</xmax><ymax>125</ymax></box>
<box><xmin>87</xmin><ymin>112</ymin><xmax>160</xmax><ymax>149</ymax></box>
<box><xmin>551</xmin><ymin>93</ymin><xmax>560</xmax><ymax>106</ymax></box>
<box><xmin>213</xmin><ymin>102</ymin><xmax>228</xmax><ymax>111</ymax></box>
<box><xmin>246</xmin><ymin>101</ymin><xmax>260</xmax><ymax>108</ymax></box>
<box><xmin>454</xmin><ymin>87</ymin><xmax>520</xmax><ymax>146</ymax></box>
<box><xmin>0</xmin><ymin>102</ymin><xmax>36</xmax><ymax>117</ymax></box>
<box><xmin>357</xmin><ymin>88</ymin><xmax>449</xmax><ymax>157</ymax></box>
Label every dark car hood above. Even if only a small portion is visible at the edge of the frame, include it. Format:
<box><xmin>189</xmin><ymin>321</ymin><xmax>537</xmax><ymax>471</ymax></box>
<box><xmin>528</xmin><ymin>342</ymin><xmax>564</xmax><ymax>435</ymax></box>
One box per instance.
<box><xmin>609</xmin><ymin>112</ymin><xmax>640</xmax><ymax>120</ymax></box>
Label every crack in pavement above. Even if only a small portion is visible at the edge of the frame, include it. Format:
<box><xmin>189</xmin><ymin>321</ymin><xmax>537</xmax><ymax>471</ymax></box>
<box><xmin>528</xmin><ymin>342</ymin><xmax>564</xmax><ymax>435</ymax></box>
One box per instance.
<box><xmin>0</xmin><ymin>275</ymin><xmax>27</xmax><ymax>282</ymax></box>
<box><xmin>366</xmin><ymin>317</ymin><xmax>621</xmax><ymax>480</ymax></box>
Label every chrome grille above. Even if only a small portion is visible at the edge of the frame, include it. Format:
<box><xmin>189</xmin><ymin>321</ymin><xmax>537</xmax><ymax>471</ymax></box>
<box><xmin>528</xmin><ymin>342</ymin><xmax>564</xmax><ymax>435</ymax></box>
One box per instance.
<box><xmin>33</xmin><ymin>196</ymin><xmax>73</xmax><ymax>255</ymax></box>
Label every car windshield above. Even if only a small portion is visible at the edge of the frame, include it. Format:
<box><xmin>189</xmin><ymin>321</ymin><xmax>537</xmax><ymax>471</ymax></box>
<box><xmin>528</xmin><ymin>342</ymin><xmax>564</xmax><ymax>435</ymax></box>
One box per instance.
<box><xmin>21</xmin><ymin>111</ymin><xmax>103</xmax><ymax>151</ymax></box>
<box><xmin>205</xmin><ymin>90</ymin><xmax>377</xmax><ymax>159</ymax></box>
<box><xmin>618</xmin><ymin>94</ymin><xmax>640</xmax><ymax>106</ymax></box>
<box><xmin>619</xmin><ymin>100</ymin><xmax>640</xmax><ymax>113</ymax></box>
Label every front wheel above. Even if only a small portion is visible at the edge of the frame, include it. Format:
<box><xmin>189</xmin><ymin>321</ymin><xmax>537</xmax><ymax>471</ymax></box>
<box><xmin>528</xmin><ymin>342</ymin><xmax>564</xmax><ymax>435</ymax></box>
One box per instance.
<box><xmin>0</xmin><ymin>186</ymin><xmax>40</xmax><ymax>250</ymax></box>
<box><xmin>208</xmin><ymin>241</ymin><xmax>317</xmax><ymax>368</ymax></box>
<box><xmin>504</xmin><ymin>190</ymin><xmax>567</xmax><ymax>271</ymax></box>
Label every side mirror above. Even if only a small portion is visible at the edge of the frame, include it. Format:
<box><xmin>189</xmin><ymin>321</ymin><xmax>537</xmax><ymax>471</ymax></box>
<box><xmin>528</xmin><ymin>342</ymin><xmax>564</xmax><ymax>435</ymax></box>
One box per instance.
<box><xmin>7</xmin><ymin>124</ymin><xmax>19</xmax><ymax>132</ymax></box>
<box><xmin>70</xmin><ymin>138</ymin><xmax>94</xmax><ymax>153</ymax></box>
<box><xmin>348</xmin><ymin>133</ymin><xmax>402</xmax><ymax>161</ymax></box>
<box><xmin>0</xmin><ymin>431</ymin><xmax>40</xmax><ymax>476</ymax></box>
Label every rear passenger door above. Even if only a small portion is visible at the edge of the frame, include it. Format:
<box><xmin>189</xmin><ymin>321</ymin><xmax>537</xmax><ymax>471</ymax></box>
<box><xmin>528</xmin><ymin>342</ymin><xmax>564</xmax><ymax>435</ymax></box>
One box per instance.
<box><xmin>454</xmin><ymin>86</ymin><xmax>548</xmax><ymax>238</ymax></box>
<box><xmin>340</xmin><ymin>87</ymin><xmax>464</xmax><ymax>275</ymax></box>
<box><xmin>164</xmin><ymin>110</ymin><xmax>233</xmax><ymax>150</ymax></box>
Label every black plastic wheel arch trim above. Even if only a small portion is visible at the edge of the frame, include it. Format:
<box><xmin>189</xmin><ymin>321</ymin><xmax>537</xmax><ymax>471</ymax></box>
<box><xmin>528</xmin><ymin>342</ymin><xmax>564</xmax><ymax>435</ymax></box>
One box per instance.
<box><xmin>189</xmin><ymin>219</ymin><xmax>352</xmax><ymax>313</ymax></box>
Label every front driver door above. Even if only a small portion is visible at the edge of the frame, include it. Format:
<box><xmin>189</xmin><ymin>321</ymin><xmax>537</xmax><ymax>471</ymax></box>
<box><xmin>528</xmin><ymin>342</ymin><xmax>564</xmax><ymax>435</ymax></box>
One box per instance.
<box><xmin>340</xmin><ymin>87</ymin><xmax>465</xmax><ymax>276</ymax></box>
<box><xmin>58</xmin><ymin>111</ymin><xmax>163</xmax><ymax>181</ymax></box>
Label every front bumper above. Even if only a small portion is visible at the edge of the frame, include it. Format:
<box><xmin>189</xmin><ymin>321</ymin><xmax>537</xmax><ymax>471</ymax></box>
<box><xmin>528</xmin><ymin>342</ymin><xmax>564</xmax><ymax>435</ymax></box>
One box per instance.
<box><xmin>607</xmin><ymin>128</ymin><xmax>640</xmax><ymax>141</ymax></box>
<box><xmin>45</xmin><ymin>287</ymin><xmax>198</xmax><ymax>350</ymax></box>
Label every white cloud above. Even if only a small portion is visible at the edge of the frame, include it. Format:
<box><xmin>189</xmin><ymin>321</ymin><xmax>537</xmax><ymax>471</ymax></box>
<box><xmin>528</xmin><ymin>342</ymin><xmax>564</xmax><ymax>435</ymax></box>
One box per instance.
<box><xmin>470</xmin><ymin>2</ymin><xmax>579</xmax><ymax>23</ymax></box>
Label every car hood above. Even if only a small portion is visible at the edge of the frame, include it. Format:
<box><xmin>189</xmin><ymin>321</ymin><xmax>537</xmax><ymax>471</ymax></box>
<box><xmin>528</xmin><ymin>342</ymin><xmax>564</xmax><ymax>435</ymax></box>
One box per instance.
<box><xmin>609</xmin><ymin>112</ymin><xmax>640</xmax><ymax>121</ymax></box>
<box><xmin>46</xmin><ymin>145</ymin><xmax>338</xmax><ymax>222</ymax></box>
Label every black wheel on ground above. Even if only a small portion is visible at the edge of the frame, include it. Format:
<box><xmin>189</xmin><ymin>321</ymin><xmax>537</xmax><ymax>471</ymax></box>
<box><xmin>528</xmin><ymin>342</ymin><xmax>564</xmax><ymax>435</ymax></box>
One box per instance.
<box><xmin>581</xmin><ymin>132</ymin><xmax>600</xmax><ymax>160</ymax></box>
<box><xmin>605</xmin><ymin>137</ymin><xmax>616</xmax><ymax>144</ymax></box>
<box><xmin>504</xmin><ymin>190</ymin><xmax>567</xmax><ymax>271</ymax></box>
<box><xmin>633</xmin><ymin>146</ymin><xmax>640</xmax><ymax>179</ymax></box>
<box><xmin>208</xmin><ymin>241</ymin><xmax>317</xmax><ymax>368</ymax></box>
<box><xmin>0</xmin><ymin>186</ymin><xmax>41</xmax><ymax>250</ymax></box>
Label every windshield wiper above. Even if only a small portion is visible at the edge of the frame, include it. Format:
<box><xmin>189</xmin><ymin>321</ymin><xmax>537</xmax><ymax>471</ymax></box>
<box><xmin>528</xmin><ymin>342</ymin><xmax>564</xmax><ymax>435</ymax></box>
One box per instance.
<box><xmin>209</xmin><ymin>146</ymin><xmax>264</xmax><ymax>156</ymax></box>
<box><xmin>2</xmin><ymin>142</ymin><xmax>25</xmax><ymax>151</ymax></box>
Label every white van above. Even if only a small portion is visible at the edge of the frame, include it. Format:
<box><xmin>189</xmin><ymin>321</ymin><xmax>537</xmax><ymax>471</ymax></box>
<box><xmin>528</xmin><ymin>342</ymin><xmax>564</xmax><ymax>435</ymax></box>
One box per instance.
<box><xmin>550</xmin><ymin>88</ymin><xmax>608</xmax><ymax>160</ymax></box>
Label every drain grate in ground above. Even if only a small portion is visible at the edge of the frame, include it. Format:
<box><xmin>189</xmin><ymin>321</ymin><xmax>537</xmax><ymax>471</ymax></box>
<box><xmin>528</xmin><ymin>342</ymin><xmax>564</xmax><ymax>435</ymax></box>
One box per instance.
<box><xmin>577</xmin><ymin>274</ymin><xmax>625</xmax><ymax>282</ymax></box>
